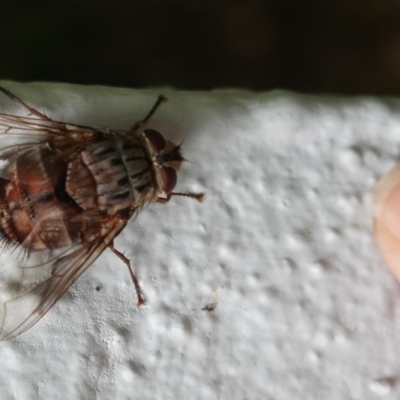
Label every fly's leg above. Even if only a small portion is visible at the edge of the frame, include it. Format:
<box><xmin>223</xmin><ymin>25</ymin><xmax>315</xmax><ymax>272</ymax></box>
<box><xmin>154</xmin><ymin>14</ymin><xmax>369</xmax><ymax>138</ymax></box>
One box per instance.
<box><xmin>108</xmin><ymin>241</ymin><xmax>146</xmax><ymax>306</ymax></box>
<box><xmin>155</xmin><ymin>192</ymin><xmax>204</xmax><ymax>204</ymax></box>
<box><xmin>0</xmin><ymin>86</ymin><xmax>52</xmax><ymax>121</ymax></box>
<box><xmin>129</xmin><ymin>95</ymin><xmax>167</xmax><ymax>134</ymax></box>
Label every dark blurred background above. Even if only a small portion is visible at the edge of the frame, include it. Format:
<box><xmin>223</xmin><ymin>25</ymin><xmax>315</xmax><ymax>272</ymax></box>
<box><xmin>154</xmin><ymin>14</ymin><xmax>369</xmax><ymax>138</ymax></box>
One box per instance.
<box><xmin>2</xmin><ymin>0</ymin><xmax>400</xmax><ymax>95</ymax></box>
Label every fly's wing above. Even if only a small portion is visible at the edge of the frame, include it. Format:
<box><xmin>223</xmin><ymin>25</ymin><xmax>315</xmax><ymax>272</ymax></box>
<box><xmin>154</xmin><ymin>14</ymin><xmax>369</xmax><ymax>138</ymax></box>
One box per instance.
<box><xmin>0</xmin><ymin>113</ymin><xmax>101</xmax><ymax>184</ymax></box>
<box><xmin>0</xmin><ymin>113</ymin><xmax>97</xmax><ymax>137</ymax></box>
<box><xmin>0</xmin><ymin>113</ymin><xmax>73</xmax><ymax>133</ymax></box>
<box><xmin>0</xmin><ymin>216</ymin><xmax>127</xmax><ymax>340</ymax></box>
<box><xmin>0</xmin><ymin>112</ymin><xmax>99</xmax><ymax>146</ymax></box>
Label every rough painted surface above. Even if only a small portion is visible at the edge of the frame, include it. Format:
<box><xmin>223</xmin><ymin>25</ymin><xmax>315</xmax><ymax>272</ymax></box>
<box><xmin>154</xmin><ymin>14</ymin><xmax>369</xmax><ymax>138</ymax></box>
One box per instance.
<box><xmin>0</xmin><ymin>82</ymin><xmax>398</xmax><ymax>399</ymax></box>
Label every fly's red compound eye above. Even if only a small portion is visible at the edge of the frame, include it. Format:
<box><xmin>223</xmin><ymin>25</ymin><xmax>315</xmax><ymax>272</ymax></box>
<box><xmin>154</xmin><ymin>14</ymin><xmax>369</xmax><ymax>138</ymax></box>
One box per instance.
<box><xmin>161</xmin><ymin>167</ymin><xmax>177</xmax><ymax>193</ymax></box>
<box><xmin>144</xmin><ymin>129</ymin><xmax>166</xmax><ymax>153</ymax></box>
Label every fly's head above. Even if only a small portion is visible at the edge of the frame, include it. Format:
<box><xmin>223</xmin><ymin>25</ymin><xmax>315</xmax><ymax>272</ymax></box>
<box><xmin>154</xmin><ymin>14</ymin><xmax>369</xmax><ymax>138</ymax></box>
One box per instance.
<box><xmin>143</xmin><ymin>129</ymin><xmax>184</xmax><ymax>195</ymax></box>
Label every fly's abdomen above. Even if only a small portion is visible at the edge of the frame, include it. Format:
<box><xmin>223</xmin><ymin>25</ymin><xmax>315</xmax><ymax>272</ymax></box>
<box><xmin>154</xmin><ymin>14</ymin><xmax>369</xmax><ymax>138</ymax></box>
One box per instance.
<box><xmin>0</xmin><ymin>147</ymin><xmax>83</xmax><ymax>250</ymax></box>
<box><xmin>66</xmin><ymin>139</ymin><xmax>155</xmax><ymax>213</ymax></box>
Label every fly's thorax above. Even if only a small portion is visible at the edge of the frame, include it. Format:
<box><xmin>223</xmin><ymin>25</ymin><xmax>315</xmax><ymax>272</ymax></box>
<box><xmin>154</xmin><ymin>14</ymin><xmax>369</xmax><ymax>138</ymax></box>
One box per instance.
<box><xmin>66</xmin><ymin>137</ymin><xmax>156</xmax><ymax>214</ymax></box>
<box><xmin>141</xmin><ymin>129</ymin><xmax>184</xmax><ymax>197</ymax></box>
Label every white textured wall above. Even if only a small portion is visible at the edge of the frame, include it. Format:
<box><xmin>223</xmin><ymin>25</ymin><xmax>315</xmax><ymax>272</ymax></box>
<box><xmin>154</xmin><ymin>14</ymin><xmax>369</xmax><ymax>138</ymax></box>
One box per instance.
<box><xmin>0</xmin><ymin>82</ymin><xmax>398</xmax><ymax>400</ymax></box>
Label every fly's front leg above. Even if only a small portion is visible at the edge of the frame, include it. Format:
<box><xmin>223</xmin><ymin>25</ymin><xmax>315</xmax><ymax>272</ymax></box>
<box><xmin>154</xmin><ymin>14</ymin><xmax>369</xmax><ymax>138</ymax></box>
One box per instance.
<box><xmin>108</xmin><ymin>241</ymin><xmax>146</xmax><ymax>306</ymax></box>
<box><xmin>0</xmin><ymin>86</ymin><xmax>52</xmax><ymax>121</ymax></box>
<box><xmin>155</xmin><ymin>192</ymin><xmax>205</xmax><ymax>204</ymax></box>
<box><xmin>129</xmin><ymin>95</ymin><xmax>167</xmax><ymax>134</ymax></box>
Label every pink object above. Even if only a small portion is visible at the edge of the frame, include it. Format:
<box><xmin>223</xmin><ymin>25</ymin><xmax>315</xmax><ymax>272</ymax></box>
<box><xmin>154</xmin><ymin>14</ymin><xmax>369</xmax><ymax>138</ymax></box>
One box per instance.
<box><xmin>374</xmin><ymin>163</ymin><xmax>400</xmax><ymax>282</ymax></box>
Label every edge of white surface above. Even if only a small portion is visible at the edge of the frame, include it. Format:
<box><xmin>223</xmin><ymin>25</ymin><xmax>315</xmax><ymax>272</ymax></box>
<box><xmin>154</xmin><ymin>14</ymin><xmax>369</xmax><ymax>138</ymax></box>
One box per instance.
<box><xmin>0</xmin><ymin>81</ymin><xmax>398</xmax><ymax>399</ymax></box>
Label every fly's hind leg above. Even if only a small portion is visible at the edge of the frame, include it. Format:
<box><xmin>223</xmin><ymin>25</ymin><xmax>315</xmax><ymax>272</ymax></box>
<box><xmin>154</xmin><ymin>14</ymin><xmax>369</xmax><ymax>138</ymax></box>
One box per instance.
<box><xmin>108</xmin><ymin>241</ymin><xmax>146</xmax><ymax>306</ymax></box>
<box><xmin>129</xmin><ymin>95</ymin><xmax>167</xmax><ymax>134</ymax></box>
<box><xmin>0</xmin><ymin>86</ymin><xmax>52</xmax><ymax>121</ymax></box>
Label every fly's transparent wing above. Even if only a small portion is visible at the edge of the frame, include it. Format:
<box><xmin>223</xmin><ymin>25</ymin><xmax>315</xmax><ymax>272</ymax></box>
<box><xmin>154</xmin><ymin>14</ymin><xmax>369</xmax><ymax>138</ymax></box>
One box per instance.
<box><xmin>0</xmin><ymin>217</ymin><xmax>127</xmax><ymax>340</ymax></box>
<box><xmin>0</xmin><ymin>113</ymin><xmax>74</xmax><ymax>134</ymax></box>
<box><xmin>0</xmin><ymin>113</ymin><xmax>100</xmax><ymax>184</ymax></box>
<box><xmin>0</xmin><ymin>112</ymin><xmax>98</xmax><ymax>146</ymax></box>
<box><xmin>0</xmin><ymin>113</ymin><xmax>98</xmax><ymax>140</ymax></box>
<box><xmin>0</xmin><ymin>114</ymin><xmax>64</xmax><ymax>163</ymax></box>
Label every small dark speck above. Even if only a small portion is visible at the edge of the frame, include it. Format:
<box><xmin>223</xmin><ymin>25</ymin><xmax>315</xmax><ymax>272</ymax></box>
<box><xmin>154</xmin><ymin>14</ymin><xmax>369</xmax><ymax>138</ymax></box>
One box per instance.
<box><xmin>202</xmin><ymin>291</ymin><xmax>219</xmax><ymax>312</ymax></box>
<box><xmin>202</xmin><ymin>303</ymin><xmax>217</xmax><ymax>312</ymax></box>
